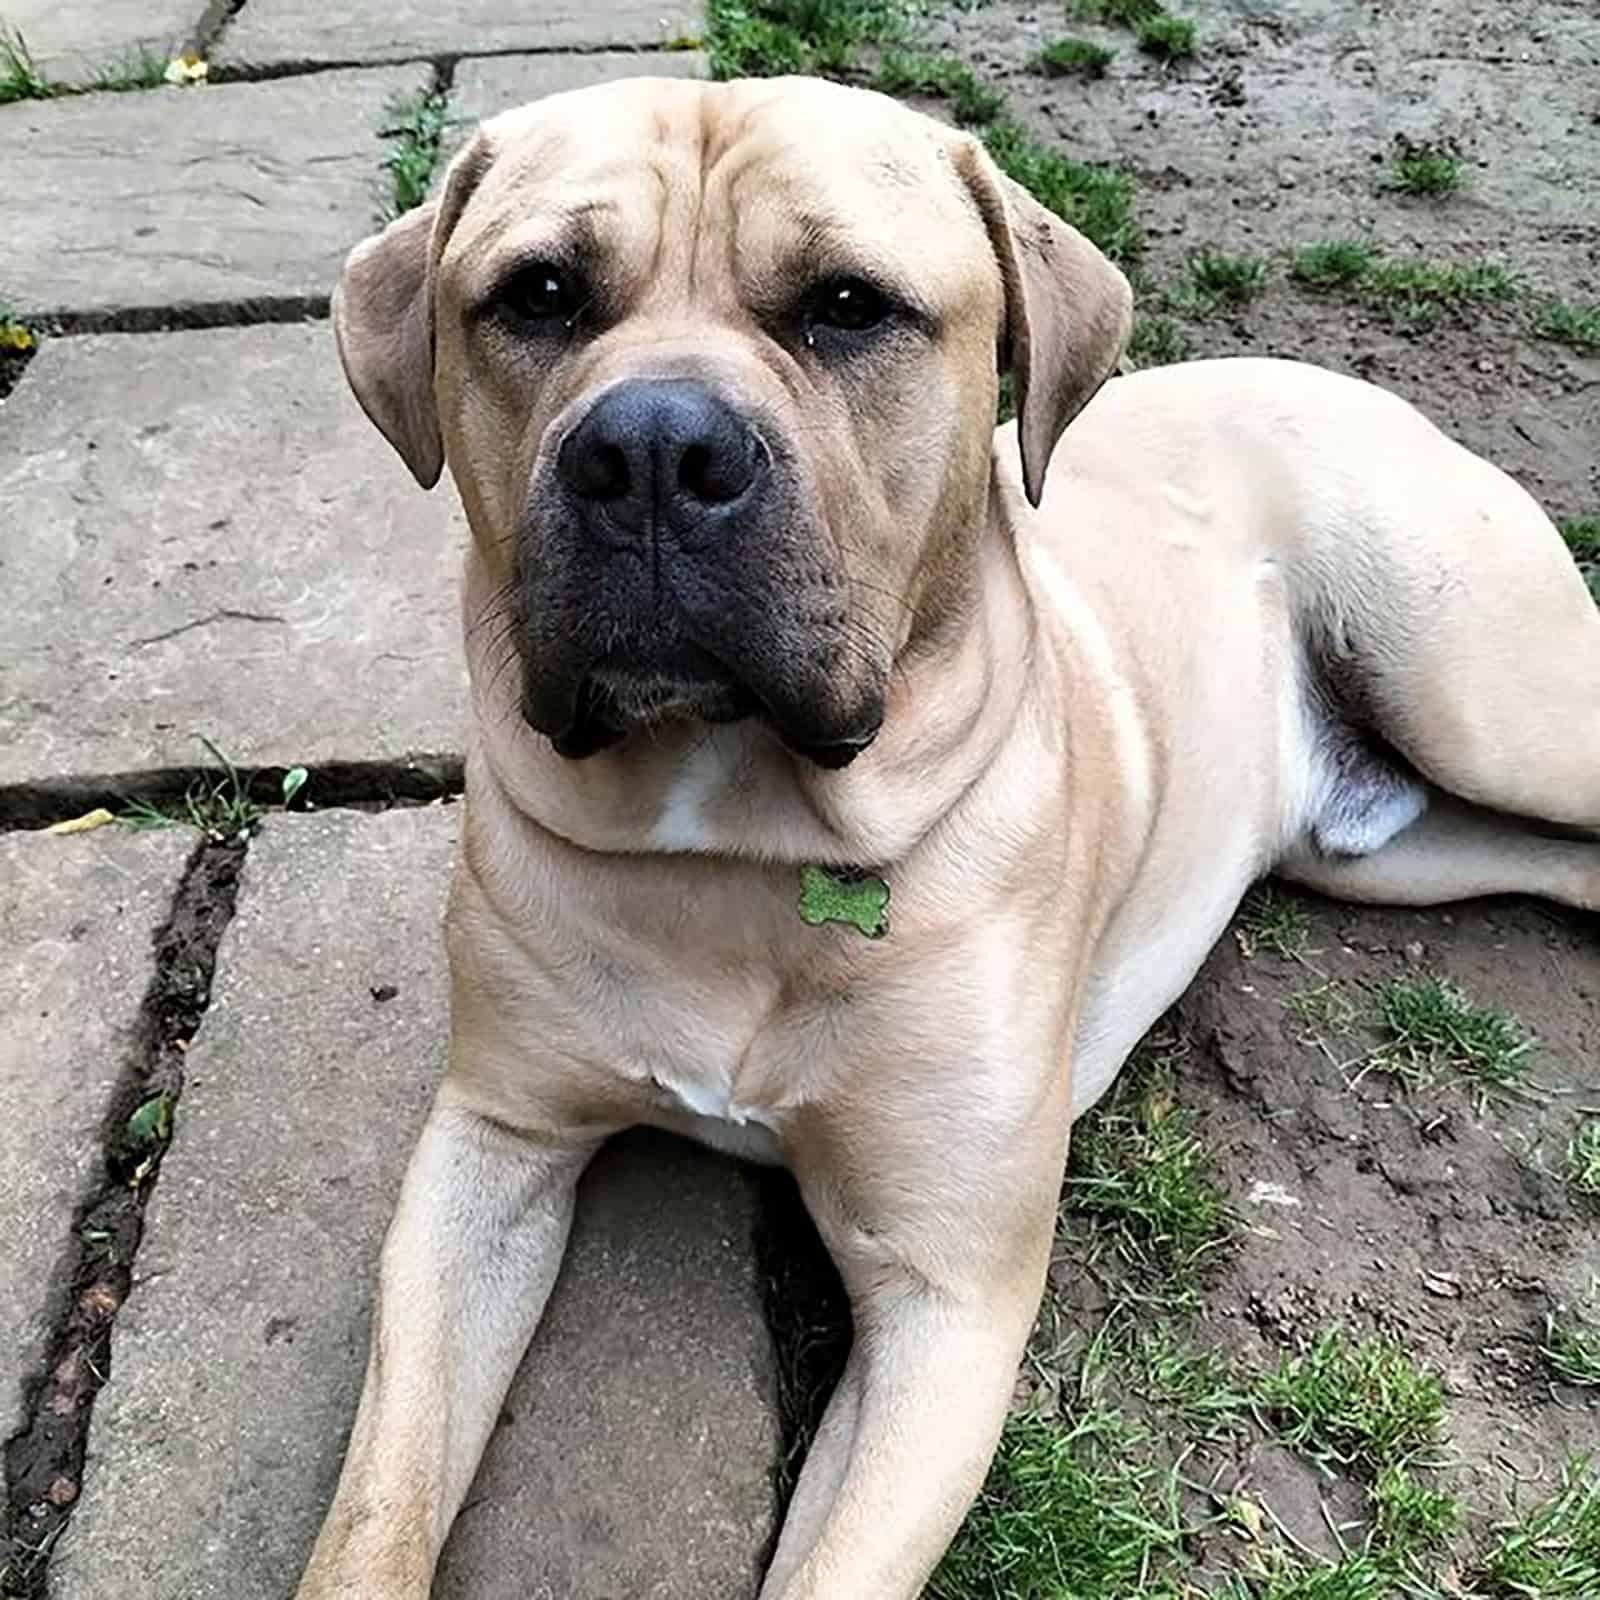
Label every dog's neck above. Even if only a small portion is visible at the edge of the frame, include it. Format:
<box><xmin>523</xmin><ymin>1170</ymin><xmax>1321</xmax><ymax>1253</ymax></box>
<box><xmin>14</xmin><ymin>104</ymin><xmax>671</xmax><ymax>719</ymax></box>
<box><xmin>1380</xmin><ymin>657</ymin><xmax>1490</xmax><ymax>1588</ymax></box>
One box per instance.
<box><xmin>460</xmin><ymin>497</ymin><xmax>1038</xmax><ymax>869</ymax></box>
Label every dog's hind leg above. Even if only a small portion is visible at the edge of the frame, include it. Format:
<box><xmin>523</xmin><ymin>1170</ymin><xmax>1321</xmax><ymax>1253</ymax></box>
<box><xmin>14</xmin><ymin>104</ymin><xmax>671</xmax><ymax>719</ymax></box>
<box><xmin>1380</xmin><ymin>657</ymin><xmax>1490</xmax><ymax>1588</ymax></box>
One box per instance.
<box><xmin>1279</xmin><ymin>796</ymin><xmax>1598</xmax><ymax>912</ymax></box>
<box><xmin>293</xmin><ymin>1100</ymin><xmax>598</xmax><ymax>1600</ymax></box>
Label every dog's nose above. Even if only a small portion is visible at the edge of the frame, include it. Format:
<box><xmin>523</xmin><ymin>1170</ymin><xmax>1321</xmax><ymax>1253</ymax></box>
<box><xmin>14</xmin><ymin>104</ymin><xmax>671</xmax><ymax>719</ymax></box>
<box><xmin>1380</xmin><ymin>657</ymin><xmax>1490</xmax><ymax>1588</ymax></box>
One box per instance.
<box><xmin>558</xmin><ymin>379</ymin><xmax>766</xmax><ymax>541</ymax></box>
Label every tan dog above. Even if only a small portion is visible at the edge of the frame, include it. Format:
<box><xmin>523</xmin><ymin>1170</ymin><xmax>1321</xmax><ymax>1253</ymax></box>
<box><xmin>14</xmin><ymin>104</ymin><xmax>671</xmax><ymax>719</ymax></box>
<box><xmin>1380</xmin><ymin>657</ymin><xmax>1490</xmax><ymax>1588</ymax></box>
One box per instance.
<box><xmin>297</xmin><ymin>74</ymin><xmax>1600</xmax><ymax>1599</ymax></box>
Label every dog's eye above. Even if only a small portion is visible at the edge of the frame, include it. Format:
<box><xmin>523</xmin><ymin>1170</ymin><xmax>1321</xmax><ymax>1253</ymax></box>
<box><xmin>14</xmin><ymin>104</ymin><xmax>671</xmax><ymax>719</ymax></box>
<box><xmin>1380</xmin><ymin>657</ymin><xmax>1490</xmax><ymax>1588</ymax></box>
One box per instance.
<box><xmin>495</xmin><ymin>262</ymin><xmax>582</xmax><ymax>325</ymax></box>
<box><xmin>808</xmin><ymin>277</ymin><xmax>892</xmax><ymax>334</ymax></box>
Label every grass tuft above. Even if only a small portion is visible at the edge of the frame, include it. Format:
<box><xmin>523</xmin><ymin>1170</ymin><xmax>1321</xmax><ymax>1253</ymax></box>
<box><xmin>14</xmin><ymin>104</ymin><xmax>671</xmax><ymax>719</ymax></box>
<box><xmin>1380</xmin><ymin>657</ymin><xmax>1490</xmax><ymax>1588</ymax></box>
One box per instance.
<box><xmin>1478</xmin><ymin>1456</ymin><xmax>1600</xmax><ymax>1598</ymax></box>
<box><xmin>874</xmin><ymin>51</ymin><xmax>1003</xmax><ymax>124</ymax></box>
<box><xmin>1375</xmin><ymin>976</ymin><xmax>1532</xmax><ymax>1096</ymax></box>
<box><xmin>926</xmin><ymin>1407</ymin><xmax>1188</xmax><ymax>1599</ymax></box>
<box><xmin>1186</xmin><ymin>250</ymin><xmax>1269</xmax><ymax>306</ymax></box>
<box><xmin>1125</xmin><ymin>314</ymin><xmax>1189</xmax><ymax>369</ymax></box>
<box><xmin>88</xmin><ymin>47</ymin><xmax>170</xmax><ymax>92</ymax></box>
<box><xmin>1064</xmin><ymin>1040</ymin><xmax>1229</xmax><ymax>1288</ymax></box>
<box><xmin>1256</xmin><ymin>1327</ymin><xmax>1444</xmax><ymax>1471</ymax></box>
<box><xmin>118</xmin><ymin>740</ymin><xmax>261</xmax><ymax>842</ymax></box>
<box><xmin>0</xmin><ymin>25</ymin><xmax>53</xmax><ymax>102</ymax></box>
<box><xmin>379</xmin><ymin>87</ymin><xmax>452</xmax><ymax>220</ymax></box>
<box><xmin>1068</xmin><ymin>0</ymin><xmax>1162</xmax><ymax>24</ymax></box>
<box><xmin>1373</xmin><ymin>1462</ymin><xmax>1461</xmax><ymax>1556</ymax></box>
<box><xmin>1038</xmin><ymin>36</ymin><xmax>1117</xmax><ymax>77</ymax></box>
<box><xmin>1139</xmin><ymin>14</ymin><xmax>1196</xmax><ymax>60</ymax></box>
<box><xmin>705</xmin><ymin>0</ymin><xmax>905</xmax><ymax>78</ymax></box>
<box><xmin>1218</xmin><ymin>1552</ymin><xmax>1391</xmax><ymax>1600</ymax></box>
<box><xmin>1390</xmin><ymin>137</ymin><xmax>1464</xmax><ymax>197</ymax></box>
<box><xmin>1238</xmin><ymin>885</ymin><xmax>1311</xmax><ymax>959</ymax></box>
<box><xmin>1542</xmin><ymin>1313</ymin><xmax>1600</xmax><ymax>1388</ymax></box>
<box><xmin>984</xmin><ymin>120</ymin><xmax>1141</xmax><ymax>264</ymax></box>
<box><xmin>1291</xmin><ymin>241</ymin><xmax>1378</xmax><ymax>290</ymax></box>
<box><xmin>1564</xmin><ymin>1117</ymin><xmax>1600</xmax><ymax>1196</ymax></box>
<box><xmin>1535</xmin><ymin>298</ymin><xmax>1600</xmax><ymax>353</ymax></box>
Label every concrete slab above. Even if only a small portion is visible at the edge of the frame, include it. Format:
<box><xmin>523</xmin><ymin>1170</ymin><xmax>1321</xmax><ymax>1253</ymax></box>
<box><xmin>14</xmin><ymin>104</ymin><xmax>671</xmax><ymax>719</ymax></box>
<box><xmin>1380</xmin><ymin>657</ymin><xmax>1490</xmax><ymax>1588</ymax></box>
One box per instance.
<box><xmin>53</xmin><ymin>809</ymin><xmax>779</xmax><ymax>1600</ymax></box>
<box><xmin>0</xmin><ymin>0</ymin><xmax>199</xmax><ymax>82</ymax></box>
<box><xmin>0</xmin><ymin>66</ymin><xmax>426</xmax><ymax>318</ymax></box>
<box><xmin>0</xmin><ymin>827</ymin><xmax>193</xmax><ymax>1444</ymax></box>
<box><xmin>216</xmin><ymin>0</ymin><xmax>699</xmax><ymax>71</ymax></box>
<box><xmin>0</xmin><ymin>324</ymin><xmax>468</xmax><ymax>784</ymax></box>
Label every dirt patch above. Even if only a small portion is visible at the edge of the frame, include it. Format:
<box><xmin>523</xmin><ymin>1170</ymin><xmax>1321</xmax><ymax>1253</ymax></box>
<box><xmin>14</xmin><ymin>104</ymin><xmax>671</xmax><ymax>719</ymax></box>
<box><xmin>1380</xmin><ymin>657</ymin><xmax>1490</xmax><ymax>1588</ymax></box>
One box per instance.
<box><xmin>1</xmin><ymin>839</ymin><xmax>244</xmax><ymax>1599</ymax></box>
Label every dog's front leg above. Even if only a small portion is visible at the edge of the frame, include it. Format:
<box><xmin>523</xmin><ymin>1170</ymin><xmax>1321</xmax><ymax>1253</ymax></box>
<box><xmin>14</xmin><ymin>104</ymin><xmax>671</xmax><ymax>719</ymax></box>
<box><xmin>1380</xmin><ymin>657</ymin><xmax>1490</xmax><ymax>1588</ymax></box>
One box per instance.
<box><xmin>294</xmin><ymin>1094</ymin><xmax>598</xmax><ymax>1599</ymax></box>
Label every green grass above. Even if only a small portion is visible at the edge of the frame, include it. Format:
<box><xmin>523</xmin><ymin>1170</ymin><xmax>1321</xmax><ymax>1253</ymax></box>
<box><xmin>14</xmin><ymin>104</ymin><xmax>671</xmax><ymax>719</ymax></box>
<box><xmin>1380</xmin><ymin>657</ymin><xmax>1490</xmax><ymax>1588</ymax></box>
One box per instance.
<box><xmin>1256</xmin><ymin>1327</ymin><xmax>1444</xmax><ymax>1472</ymax></box>
<box><xmin>926</xmin><ymin>1407</ymin><xmax>1189</xmax><ymax>1599</ymax></box>
<box><xmin>1375</xmin><ymin>976</ymin><xmax>1533</xmax><ymax>1097</ymax></box>
<box><xmin>1064</xmin><ymin>1042</ymin><xmax>1229</xmax><ymax>1288</ymax></box>
<box><xmin>1479</xmin><ymin>1457</ymin><xmax>1600</xmax><ymax>1598</ymax></box>
<box><xmin>88</xmin><ymin>47</ymin><xmax>169</xmax><ymax>91</ymax></box>
<box><xmin>1138</xmin><ymin>14</ymin><xmax>1196</xmax><ymax>60</ymax></box>
<box><xmin>1068</xmin><ymin>0</ymin><xmax>1162</xmax><ymax>24</ymax></box>
<box><xmin>1218</xmin><ymin>1554</ymin><xmax>1390</xmax><ymax>1600</ymax></box>
<box><xmin>983</xmin><ymin>119</ymin><xmax>1141</xmax><ymax>264</ymax></box>
<box><xmin>1238</xmin><ymin>886</ymin><xmax>1311</xmax><ymax>959</ymax></box>
<box><xmin>1373</xmin><ymin>1462</ymin><xmax>1461</xmax><ymax>1556</ymax></box>
<box><xmin>1542</xmin><ymin>1313</ymin><xmax>1600</xmax><ymax>1388</ymax></box>
<box><xmin>0</xmin><ymin>25</ymin><xmax>53</xmax><ymax>102</ymax></box>
<box><xmin>118</xmin><ymin>740</ymin><xmax>261</xmax><ymax>842</ymax></box>
<box><xmin>1535</xmin><ymin>298</ymin><xmax>1600</xmax><ymax>353</ymax></box>
<box><xmin>1125</xmin><ymin>314</ymin><xmax>1189</xmax><ymax>368</ymax></box>
<box><xmin>1390</xmin><ymin>139</ymin><xmax>1464</xmax><ymax>197</ymax></box>
<box><xmin>874</xmin><ymin>51</ymin><xmax>1004</xmax><ymax>124</ymax></box>
<box><xmin>1118</xmin><ymin>1325</ymin><xmax>1251</xmax><ymax>1438</ymax></box>
<box><xmin>1037</xmin><ymin>36</ymin><xmax>1117</xmax><ymax>77</ymax></box>
<box><xmin>379</xmin><ymin>87</ymin><xmax>452</xmax><ymax>219</ymax></box>
<box><xmin>1286</xmin><ymin>981</ymin><xmax>1358</xmax><ymax>1040</ymax></box>
<box><xmin>705</xmin><ymin>0</ymin><xmax>905</xmax><ymax>77</ymax></box>
<box><xmin>1290</xmin><ymin>241</ymin><xmax>1378</xmax><ymax>290</ymax></box>
<box><xmin>1564</xmin><ymin>1117</ymin><xmax>1600</xmax><ymax>1197</ymax></box>
<box><xmin>1185</xmin><ymin>250</ymin><xmax>1268</xmax><ymax>307</ymax></box>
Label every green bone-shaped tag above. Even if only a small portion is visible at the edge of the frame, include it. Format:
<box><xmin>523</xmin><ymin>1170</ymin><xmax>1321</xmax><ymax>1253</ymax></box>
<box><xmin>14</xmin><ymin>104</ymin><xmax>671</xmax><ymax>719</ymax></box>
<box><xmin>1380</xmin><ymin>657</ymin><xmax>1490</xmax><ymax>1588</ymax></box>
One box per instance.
<box><xmin>797</xmin><ymin>865</ymin><xmax>890</xmax><ymax>939</ymax></box>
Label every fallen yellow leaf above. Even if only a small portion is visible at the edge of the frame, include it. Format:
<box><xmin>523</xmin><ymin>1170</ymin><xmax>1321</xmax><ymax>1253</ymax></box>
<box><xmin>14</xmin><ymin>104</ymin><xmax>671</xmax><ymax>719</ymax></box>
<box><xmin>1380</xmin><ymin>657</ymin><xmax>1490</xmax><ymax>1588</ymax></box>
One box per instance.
<box><xmin>46</xmin><ymin>808</ymin><xmax>117</xmax><ymax>835</ymax></box>
<box><xmin>164</xmin><ymin>51</ymin><xmax>209</xmax><ymax>85</ymax></box>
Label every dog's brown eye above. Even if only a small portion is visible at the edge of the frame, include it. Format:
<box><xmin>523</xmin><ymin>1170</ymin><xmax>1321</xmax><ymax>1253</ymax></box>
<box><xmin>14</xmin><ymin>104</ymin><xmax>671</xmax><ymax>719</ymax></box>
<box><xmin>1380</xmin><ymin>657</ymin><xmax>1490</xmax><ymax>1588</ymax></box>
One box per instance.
<box><xmin>810</xmin><ymin>277</ymin><xmax>891</xmax><ymax>334</ymax></box>
<box><xmin>496</xmin><ymin>262</ymin><xmax>581</xmax><ymax>325</ymax></box>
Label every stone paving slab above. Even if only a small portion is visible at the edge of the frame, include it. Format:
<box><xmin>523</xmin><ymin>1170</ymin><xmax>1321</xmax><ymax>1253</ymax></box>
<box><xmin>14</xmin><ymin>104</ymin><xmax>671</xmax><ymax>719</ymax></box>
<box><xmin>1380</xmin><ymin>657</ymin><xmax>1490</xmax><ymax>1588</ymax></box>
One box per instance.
<box><xmin>53</xmin><ymin>809</ymin><xmax>778</xmax><ymax>1600</ymax></box>
<box><xmin>216</xmin><ymin>0</ymin><xmax>699</xmax><ymax>71</ymax></box>
<box><xmin>0</xmin><ymin>0</ymin><xmax>200</xmax><ymax>82</ymax></box>
<box><xmin>0</xmin><ymin>324</ymin><xmax>468</xmax><ymax>784</ymax></box>
<box><xmin>0</xmin><ymin>827</ymin><xmax>193</xmax><ymax>1444</ymax></box>
<box><xmin>0</xmin><ymin>66</ymin><xmax>425</xmax><ymax>318</ymax></box>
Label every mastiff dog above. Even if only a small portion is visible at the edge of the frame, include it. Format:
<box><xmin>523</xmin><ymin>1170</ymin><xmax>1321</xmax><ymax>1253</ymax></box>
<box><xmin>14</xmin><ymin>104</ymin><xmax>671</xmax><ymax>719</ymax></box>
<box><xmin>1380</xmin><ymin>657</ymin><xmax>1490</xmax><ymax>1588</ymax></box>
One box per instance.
<box><xmin>296</xmin><ymin>73</ymin><xmax>1600</xmax><ymax>1599</ymax></box>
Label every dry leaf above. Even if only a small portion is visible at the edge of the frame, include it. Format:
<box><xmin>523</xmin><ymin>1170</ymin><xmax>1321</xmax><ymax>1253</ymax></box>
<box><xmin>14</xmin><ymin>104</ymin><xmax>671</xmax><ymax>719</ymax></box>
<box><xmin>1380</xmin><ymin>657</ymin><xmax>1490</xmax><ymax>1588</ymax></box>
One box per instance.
<box><xmin>46</xmin><ymin>807</ymin><xmax>116</xmax><ymax>834</ymax></box>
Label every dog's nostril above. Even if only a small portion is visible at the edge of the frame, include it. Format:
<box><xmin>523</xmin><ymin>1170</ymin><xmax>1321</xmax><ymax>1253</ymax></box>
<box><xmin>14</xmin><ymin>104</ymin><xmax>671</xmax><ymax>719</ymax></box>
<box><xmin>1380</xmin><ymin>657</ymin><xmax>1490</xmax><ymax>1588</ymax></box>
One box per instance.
<box><xmin>679</xmin><ymin>431</ymin><xmax>759</xmax><ymax>506</ymax></box>
<box><xmin>575</xmin><ymin>440</ymin><xmax>631</xmax><ymax>503</ymax></box>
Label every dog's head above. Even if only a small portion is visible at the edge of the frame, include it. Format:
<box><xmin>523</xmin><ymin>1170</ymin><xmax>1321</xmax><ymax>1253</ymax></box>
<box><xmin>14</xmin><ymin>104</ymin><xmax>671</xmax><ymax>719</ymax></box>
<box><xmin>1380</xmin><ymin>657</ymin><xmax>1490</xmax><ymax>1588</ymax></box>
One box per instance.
<box><xmin>334</xmin><ymin>76</ymin><xmax>1130</xmax><ymax>766</ymax></box>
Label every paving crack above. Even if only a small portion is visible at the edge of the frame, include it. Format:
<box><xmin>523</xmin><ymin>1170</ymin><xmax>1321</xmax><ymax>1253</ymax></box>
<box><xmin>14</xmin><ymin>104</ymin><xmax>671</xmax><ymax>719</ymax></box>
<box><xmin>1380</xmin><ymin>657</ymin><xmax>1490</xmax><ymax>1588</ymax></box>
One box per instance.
<box><xmin>1</xmin><ymin>836</ymin><xmax>245</xmax><ymax>1599</ymax></box>
<box><xmin>0</xmin><ymin>755</ymin><xmax>464</xmax><ymax>833</ymax></box>
<box><xmin>22</xmin><ymin>296</ymin><xmax>330</xmax><ymax>340</ymax></box>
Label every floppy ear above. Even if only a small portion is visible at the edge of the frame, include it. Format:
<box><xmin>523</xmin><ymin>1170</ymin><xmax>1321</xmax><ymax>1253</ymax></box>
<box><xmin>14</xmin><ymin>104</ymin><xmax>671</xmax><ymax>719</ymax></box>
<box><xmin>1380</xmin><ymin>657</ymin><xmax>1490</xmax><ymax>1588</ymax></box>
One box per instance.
<box><xmin>333</xmin><ymin>203</ymin><xmax>443</xmax><ymax>488</ymax></box>
<box><xmin>332</xmin><ymin>135</ymin><xmax>495</xmax><ymax>489</ymax></box>
<box><xmin>953</xmin><ymin>139</ymin><xmax>1133</xmax><ymax>508</ymax></box>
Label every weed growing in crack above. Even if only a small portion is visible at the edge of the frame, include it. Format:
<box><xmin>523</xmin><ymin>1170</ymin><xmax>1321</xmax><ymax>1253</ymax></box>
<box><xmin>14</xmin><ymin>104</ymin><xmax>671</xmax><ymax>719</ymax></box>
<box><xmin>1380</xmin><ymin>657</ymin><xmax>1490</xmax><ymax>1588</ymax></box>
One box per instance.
<box><xmin>1373</xmin><ymin>976</ymin><xmax>1533</xmax><ymax>1100</ymax></box>
<box><xmin>1536</xmin><ymin>298</ymin><xmax>1600</xmax><ymax>353</ymax></box>
<box><xmin>379</xmin><ymin>87</ymin><xmax>452</xmax><ymax>220</ymax></box>
<box><xmin>88</xmin><ymin>47</ymin><xmax>170</xmax><ymax>92</ymax></box>
<box><xmin>1291</xmin><ymin>241</ymin><xmax>1378</xmax><ymax>290</ymax></box>
<box><xmin>1256</xmin><ymin>1327</ymin><xmax>1444</xmax><ymax>1472</ymax></box>
<box><xmin>0</xmin><ymin>25</ymin><xmax>53</xmax><ymax>103</ymax></box>
<box><xmin>1542</xmin><ymin>1312</ymin><xmax>1600</xmax><ymax>1388</ymax></box>
<box><xmin>1565</xmin><ymin>1117</ymin><xmax>1600</xmax><ymax>1197</ymax></box>
<box><xmin>118</xmin><ymin>738</ymin><xmax>261</xmax><ymax>842</ymax></box>
<box><xmin>1389</xmin><ymin>136</ymin><xmax>1464</xmax><ymax>197</ymax></box>
<box><xmin>1037</xmin><ymin>37</ymin><xmax>1117</xmax><ymax>77</ymax></box>
<box><xmin>1237</xmin><ymin>884</ymin><xmax>1311</xmax><ymax>959</ymax></box>
<box><xmin>1139</xmin><ymin>13</ymin><xmax>1196</xmax><ymax>60</ymax></box>
<box><xmin>1478</xmin><ymin>1456</ymin><xmax>1600</xmax><ymax>1598</ymax></box>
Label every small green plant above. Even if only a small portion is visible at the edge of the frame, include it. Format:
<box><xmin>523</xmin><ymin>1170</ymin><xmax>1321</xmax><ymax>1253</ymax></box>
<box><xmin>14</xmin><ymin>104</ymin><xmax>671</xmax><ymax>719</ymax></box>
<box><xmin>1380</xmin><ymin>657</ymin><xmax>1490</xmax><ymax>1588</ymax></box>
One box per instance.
<box><xmin>119</xmin><ymin>738</ymin><xmax>262</xmax><ymax>841</ymax></box>
<box><xmin>1068</xmin><ymin>0</ymin><xmax>1162</xmax><ymax>24</ymax></box>
<box><xmin>1478</xmin><ymin>1456</ymin><xmax>1600</xmax><ymax>1598</ymax></box>
<box><xmin>1543</xmin><ymin>1313</ymin><xmax>1600</xmax><ymax>1388</ymax></box>
<box><xmin>1286</xmin><ymin>981</ymin><xmax>1358</xmax><ymax>1040</ymax></box>
<box><xmin>927</xmin><ymin>1407</ymin><xmax>1188</xmax><ymax>1599</ymax></box>
<box><xmin>1257</xmin><ymin>1327</ymin><xmax>1444</xmax><ymax>1471</ymax></box>
<box><xmin>1565</xmin><ymin>1117</ymin><xmax>1600</xmax><ymax>1196</ymax></box>
<box><xmin>379</xmin><ymin>87</ymin><xmax>453</xmax><ymax>219</ymax></box>
<box><xmin>1372</xmin><ymin>1462</ymin><xmax>1460</xmax><ymax>1558</ymax></box>
<box><xmin>1125</xmin><ymin>314</ymin><xmax>1188</xmax><ymax>368</ymax></box>
<box><xmin>1389</xmin><ymin>137</ymin><xmax>1463</xmax><ymax>197</ymax></box>
<box><xmin>983</xmin><ymin>119</ymin><xmax>1140</xmax><ymax>264</ymax></box>
<box><xmin>1375</xmin><ymin>976</ymin><xmax>1532</xmax><ymax>1097</ymax></box>
<box><xmin>1138</xmin><ymin>13</ymin><xmax>1196</xmax><ymax>60</ymax></box>
<box><xmin>0</xmin><ymin>25</ymin><xmax>53</xmax><ymax>103</ymax></box>
<box><xmin>88</xmin><ymin>47</ymin><xmax>169</xmax><ymax>92</ymax></box>
<box><xmin>1064</xmin><ymin>1041</ymin><xmax>1229</xmax><ymax>1287</ymax></box>
<box><xmin>1536</xmin><ymin>298</ymin><xmax>1600</xmax><ymax>353</ymax></box>
<box><xmin>705</xmin><ymin>0</ymin><xmax>905</xmax><ymax>78</ymax></box>
<box><xmin>1238</xmin><ymin>884</ymin><xmax>1311</xmax><ymax>959</ymax></box>
<box><xmin>1038</xmin><ymin>36</ymin><xmax>1117</xmax><ymax>77</ymax></box>
<box><xmin>1120</xmin><ymin>1325</ymin><xmax>1251</xmax><ymax>1438</ymax></box>
<box><xmin>1217</xmin><ymin>1552</ymin><xmax>1391</xmax><ymax>1600</ymax></box>
<box><xmin>1291</xmin><ymin>241</ymin><xmax>1378</xmax><ymax>290</ymax></box>
<box><xmin>1184</xmin><ymin>246</ymin><xmax>1267</xmax><ymax>305</ymax></box>
<box><xmin>873</xmin><ymin>51</ymin><xmax>1001</xmax><ymax>124</ymax></box>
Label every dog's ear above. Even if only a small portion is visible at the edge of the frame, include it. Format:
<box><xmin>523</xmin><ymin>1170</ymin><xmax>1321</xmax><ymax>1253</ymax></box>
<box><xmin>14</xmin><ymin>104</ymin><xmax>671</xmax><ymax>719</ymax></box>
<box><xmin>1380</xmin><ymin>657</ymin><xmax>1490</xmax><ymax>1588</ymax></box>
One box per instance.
<box><xmin>332</xmin><ymin>135</ymin><xmax>494</xmax><ymax>489</ymax></box>
<box><xmin>953</xmin><ymin>138</ymin><xmax>1133</xmax><ymax>508</ymax></box>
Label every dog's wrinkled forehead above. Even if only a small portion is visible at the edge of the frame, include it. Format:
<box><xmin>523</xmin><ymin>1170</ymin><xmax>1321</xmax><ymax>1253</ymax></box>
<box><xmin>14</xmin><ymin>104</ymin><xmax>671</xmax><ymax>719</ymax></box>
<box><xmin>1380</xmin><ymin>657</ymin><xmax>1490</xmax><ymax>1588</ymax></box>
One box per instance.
<box><xmin>437</xmin><ymin>76</ymin><xmax>990</xmax><ymax>315</ymax></box>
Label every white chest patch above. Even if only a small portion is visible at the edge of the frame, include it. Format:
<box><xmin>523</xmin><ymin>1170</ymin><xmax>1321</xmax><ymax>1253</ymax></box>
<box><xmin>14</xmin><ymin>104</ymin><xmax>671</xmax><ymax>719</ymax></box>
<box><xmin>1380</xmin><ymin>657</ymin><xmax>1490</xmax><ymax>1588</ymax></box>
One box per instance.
<box><xmin>651</xmin><ymin>728</ymin><xmax>740</xmax><ymax>853</ymax></box>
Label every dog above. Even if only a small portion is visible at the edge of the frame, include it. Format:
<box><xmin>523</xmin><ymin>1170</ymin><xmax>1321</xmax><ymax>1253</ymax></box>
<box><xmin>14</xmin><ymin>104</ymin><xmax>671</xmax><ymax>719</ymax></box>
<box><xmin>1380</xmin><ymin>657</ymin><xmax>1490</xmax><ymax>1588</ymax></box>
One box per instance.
<box><xmin>296</xmin><ymin>73</ymin><xmax>1600</xmax><ymax>1599</ymax></box>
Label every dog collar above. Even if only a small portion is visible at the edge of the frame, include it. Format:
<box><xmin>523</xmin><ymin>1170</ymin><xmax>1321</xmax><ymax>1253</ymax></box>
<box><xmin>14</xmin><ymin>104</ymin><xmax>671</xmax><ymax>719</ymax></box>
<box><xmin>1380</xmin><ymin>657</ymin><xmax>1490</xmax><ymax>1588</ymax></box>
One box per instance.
<box><xmin>797</xmin><ymin>865</ymin><xmax>890</xmax><ymax>939</ymax></box>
